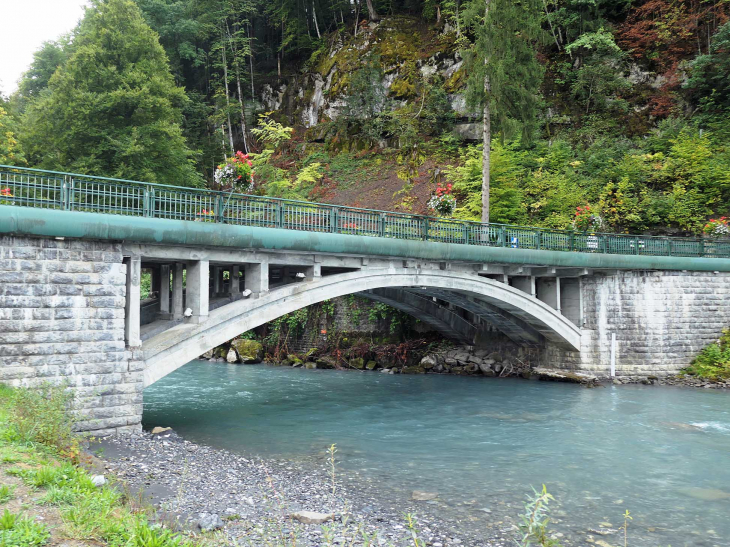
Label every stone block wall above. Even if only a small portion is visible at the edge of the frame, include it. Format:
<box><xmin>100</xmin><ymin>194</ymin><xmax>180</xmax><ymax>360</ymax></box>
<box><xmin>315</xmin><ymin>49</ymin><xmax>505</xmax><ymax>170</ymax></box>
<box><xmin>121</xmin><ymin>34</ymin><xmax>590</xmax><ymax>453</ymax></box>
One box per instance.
<box><xmin>0</xmin><ymin>236</ymin><xmax>141</xmax><ymax>435</ymax></box>
<box><xmin>554</xmin><ymin>271</ymin><xmax>730</xmax><ymax>377</ymax></box>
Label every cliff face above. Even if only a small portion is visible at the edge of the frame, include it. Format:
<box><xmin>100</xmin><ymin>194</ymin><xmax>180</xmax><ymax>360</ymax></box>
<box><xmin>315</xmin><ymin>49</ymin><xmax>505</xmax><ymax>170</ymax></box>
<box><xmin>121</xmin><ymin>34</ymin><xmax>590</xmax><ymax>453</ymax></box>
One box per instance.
<box><xmin>260</xmin><ymin>17</ymin><xmax>481</xmax><ymax>141</ymax></box>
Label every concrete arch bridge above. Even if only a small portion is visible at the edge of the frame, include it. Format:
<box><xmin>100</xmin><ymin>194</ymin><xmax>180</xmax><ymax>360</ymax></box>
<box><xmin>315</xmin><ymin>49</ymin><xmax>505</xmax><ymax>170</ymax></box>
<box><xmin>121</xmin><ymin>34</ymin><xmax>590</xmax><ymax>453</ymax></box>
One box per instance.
<box><xmin>1</xmin><ymin>165</ymin><xmax>730</xmax><ymax>434</ymax></box>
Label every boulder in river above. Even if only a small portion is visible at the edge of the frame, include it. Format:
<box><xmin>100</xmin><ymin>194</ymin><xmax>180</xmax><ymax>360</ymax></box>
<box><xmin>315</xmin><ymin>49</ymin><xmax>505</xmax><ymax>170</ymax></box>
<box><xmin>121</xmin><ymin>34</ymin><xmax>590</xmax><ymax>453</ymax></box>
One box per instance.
<box><xmin>231</xmin><ymin>339</ymin><xmax>264</xmax><ymax>363</ymax></box>
<box><xmin>420</xmin><ymin>354</ymin><xmax>438</xmax><ymax>369</ymax></box>
<box><xmin>226</xmin><ymin>348</ymin><xmax>238</xmax><ymax>363</ymax></box>
<box><xmin>291</xmin><ymin>511</ymin><xmax>334</xmax><ymax>524</ymax></box>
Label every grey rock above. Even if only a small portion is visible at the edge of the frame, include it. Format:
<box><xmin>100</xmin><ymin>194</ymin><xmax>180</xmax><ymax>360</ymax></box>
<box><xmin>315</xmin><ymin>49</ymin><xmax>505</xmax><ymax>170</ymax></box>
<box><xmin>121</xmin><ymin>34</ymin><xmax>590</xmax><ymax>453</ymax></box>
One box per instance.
<box><xmin>291</xmin><ymin>511</ymin><xmax>334</xmax><ymax>525</ymax></box>
<box><xmin>91</xmin><ymin>475</ymin><xmax>106</xmax><ymax>487</ymax></box>
<box><xmin>197</xmin><ymin>512</ymin><xmax>224</xmax><ymax>532</ymax></box>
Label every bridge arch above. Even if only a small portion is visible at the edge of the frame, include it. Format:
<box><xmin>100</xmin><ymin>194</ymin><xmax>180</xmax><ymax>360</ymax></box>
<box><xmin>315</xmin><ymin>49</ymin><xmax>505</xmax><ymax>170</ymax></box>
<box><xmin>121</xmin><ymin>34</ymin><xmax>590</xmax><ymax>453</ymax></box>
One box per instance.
<box><xmin>142</xmin><ymin>268</ymin><xmax>581</xmax><ymax>386</ymax></box>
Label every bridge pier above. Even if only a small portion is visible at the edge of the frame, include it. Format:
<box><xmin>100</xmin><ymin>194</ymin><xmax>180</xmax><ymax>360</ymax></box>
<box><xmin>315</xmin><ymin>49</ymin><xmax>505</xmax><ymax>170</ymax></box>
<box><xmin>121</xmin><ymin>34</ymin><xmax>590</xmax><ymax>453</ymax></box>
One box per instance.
<box><xmin>159</xmin><ymin>265</ymin><xmax>170</xmax><ymax>318</ymax></box>
<box><xmin>244</xmin><ymin>260</ymin><xmax>269</xmax><ymax>296</ymax></box>
<box><xmin>124</xmin><ymin>256</ymin><xmax>141</xmax><ymax>348</ymax></box>
<box><xmin>185</xmin><ymin>260</ymin><xmax>209</xmax><ymax>324</ymax></box>
<box><xmin>230</xmin><ymin>265</ymin><xmax>240</xmax><ymax>296</ymax></box>
<box><xmin>172</xmin><ymin>263</ymin><xmax>184</xmax><ymax>320</ymax></box>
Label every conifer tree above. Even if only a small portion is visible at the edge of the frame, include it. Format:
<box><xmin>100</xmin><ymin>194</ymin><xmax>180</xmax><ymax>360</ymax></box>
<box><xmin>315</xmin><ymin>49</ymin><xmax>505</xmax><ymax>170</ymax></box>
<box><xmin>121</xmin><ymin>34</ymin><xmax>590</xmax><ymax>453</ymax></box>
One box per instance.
<box><xmin>20</xmin><ymin>0</ymin><xmax>201</xmax><ymax>186</ymax></box>
<box><xmin>462</xmin><ymin>0</ymin><xmax>543</xmax><ymax>223</ymax></box>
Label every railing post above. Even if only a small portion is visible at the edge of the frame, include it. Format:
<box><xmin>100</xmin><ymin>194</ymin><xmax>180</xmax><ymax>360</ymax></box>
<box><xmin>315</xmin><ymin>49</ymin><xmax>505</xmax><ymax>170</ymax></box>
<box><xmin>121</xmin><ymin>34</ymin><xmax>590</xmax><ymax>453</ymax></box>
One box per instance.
<box><xmin>61</xmin><ymin>176</ymin><xmax>69</xmax><ymax>210</ymax></box>
<box><xmin>215</xmin><ymin>194</ymin><xmax>224</xmax><ymax>223</ymax></box>
<box><xmin>462</xmin><ymin>222</ymin><xmax>469</xmax><ymax>245</ymax></box>
<box><xmin>330</xmin><ymin>206</ymin><xmax>338</xmax><ymax>233</ymax></box>
<box><xmin>601</xmin><ymin>235</ymin><xmax>608</xmax><ymax>254</ymax></box>
<box><xmin>667</xmin><ymin>238</ymin><xmax>673</xmax><ymax>256</ymax></box>
<box><xmin>379</xmin><ymin>213</ymin><xmax>386</xmax><ymax>237</ymax></box>
<box><xmin>276</xmin><ymin>203</ymin><xmax>284</xmax><ymax>228</ymax></box>
<box><xmin>537</xmin><ymin>230</ymin><xmax>542</xmax><ymax>250</ymax></box>
<box><xmin>143</xmin><ymin>188</ymin><xmax>150</xmax><ymax>217</ymax></box>
<box><xmin>699</xmin><ymin>238</ymin><xmax>705</xmax><ymax>257</ymax></box>
<box><xmin>500</xmin><ymin>227</ymin><xmax>506</xmax><ymax>247</ymax></box>
<box><xmin>634</xmin><ymin>237</ymin><xmax>639</xmax><ymax>255</ymax></box>
<box><xmin>149</xmin><ymin>188</ymin><xmax>156</xmax><ymax>218</ymax></box>
<box><xmin>569</xmin><ymin>230</ymin><xmax>575</xmax><ymax>252</ymax></box>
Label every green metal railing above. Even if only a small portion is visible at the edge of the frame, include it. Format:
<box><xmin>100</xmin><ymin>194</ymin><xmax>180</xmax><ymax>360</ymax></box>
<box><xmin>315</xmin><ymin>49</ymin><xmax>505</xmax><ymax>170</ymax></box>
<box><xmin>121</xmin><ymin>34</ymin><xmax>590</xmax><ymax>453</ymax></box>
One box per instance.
<box><xmin>1</xmin><ymin>164</ymin><xmax>729</xmax><ymax>259</ymax></box>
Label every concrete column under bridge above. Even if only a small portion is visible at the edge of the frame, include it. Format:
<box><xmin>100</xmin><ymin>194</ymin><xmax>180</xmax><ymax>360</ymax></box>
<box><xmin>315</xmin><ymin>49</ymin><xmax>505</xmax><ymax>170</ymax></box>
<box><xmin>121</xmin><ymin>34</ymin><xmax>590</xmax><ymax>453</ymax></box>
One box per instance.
<box><xmin>1</xmin><ymin>234</ymin><xmax>730</xmax><ymax>435</ymax></box>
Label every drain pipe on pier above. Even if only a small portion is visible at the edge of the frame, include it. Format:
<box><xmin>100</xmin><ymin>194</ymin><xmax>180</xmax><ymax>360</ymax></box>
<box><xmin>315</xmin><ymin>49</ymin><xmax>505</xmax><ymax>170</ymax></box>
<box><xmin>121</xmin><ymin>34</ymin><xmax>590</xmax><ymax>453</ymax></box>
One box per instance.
<box><xmin>610</xmin><ymin>333</ymin><xmax>617</xmax><ymax>377</ymax></box>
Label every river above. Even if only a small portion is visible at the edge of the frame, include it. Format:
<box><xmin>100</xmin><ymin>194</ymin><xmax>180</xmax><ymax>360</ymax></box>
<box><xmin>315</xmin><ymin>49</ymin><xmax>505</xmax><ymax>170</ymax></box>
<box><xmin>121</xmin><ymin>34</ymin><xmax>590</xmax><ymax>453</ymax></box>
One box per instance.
<box><xmin>142</xmin><ymin>360</ymin><xmax>730</xmax><ymax>546</ymax></box>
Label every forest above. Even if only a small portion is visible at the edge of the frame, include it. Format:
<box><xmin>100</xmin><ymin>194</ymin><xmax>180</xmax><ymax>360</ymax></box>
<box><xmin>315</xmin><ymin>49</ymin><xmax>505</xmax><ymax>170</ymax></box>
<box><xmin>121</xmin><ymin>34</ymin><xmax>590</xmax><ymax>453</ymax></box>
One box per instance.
<box><xmin>1</xmin><ymin>0</ymin><xmax>730</xmax><ymax>235</ymax></box>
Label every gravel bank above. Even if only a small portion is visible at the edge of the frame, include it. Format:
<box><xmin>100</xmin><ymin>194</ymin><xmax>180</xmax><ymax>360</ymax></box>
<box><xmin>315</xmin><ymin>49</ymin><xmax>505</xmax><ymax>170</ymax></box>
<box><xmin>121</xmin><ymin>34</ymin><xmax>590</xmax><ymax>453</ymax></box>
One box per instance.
<box><xmin>96</xmin><ymin>431</ymin><xmax>515</xmax><ymax>547</ymax></box>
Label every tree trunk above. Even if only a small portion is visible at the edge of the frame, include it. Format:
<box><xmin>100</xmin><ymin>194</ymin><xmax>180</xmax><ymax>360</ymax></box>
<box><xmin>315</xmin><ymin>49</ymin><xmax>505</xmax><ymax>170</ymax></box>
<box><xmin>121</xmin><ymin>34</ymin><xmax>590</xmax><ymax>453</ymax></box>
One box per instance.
<box><xmin>312</xmin><ymin>1</ymin><xmax>321</xmax><ymax>38</ymax></box>
<box><xmin>481</xmin><ymin>0</ymin><xmax>491</xmax><ymax>225</ymax></box>
<box><xmin>226</xmin><ymin>22</ymin><xmax>250</xmax><ymax>153</ymax></box>
<box><xmin>365</xmin><ymin>0</ymin><xmax>379</xmax><ymax>21</ymax></box>
<box><xmin>220</xmin><ymin>33</ymin><xmax>235</xmax><ymax>154</ymax></box>
<box><xmin>248</xmin><ymin>24</ymin><xmax>255</xmax><ymax>99</ymax></box>
<box><xmin>481</xmin><ymin>99</ymin><xmax>491</xmax><ymax>225</ymax></box>
<box><xmin>354</xmin><ymin>0</ymin><xmax>360</xmax><ymax>36</ymax></box>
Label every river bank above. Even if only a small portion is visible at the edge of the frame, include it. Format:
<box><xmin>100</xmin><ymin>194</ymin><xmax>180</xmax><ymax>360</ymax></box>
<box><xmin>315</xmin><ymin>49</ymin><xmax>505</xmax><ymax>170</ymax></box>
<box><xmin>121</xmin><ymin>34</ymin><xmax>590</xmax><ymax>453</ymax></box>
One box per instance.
<box><xmin>97</xmin><ymin>429</ymin><xmax>513</xmax><ymax>547</ymax></box>
<box><xmin>203</xmin><ymin>339</ymin><xmax>730</xmax><ymax>390</ymax></box>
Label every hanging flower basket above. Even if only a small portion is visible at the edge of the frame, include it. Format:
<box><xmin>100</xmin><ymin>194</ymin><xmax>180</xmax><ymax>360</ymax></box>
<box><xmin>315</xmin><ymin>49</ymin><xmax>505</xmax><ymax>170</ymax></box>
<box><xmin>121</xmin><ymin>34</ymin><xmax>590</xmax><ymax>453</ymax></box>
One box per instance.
<box><xmin>573</xmin><ymin>205</ymin><xmax>603</xmax><ymax>233</ymax></box>
<box><xmin>703</xmin><ymin>217</ymin><xmax>729</xmax><ymax>238</ymax></box>
<box><xmin>214</xmin><ymin>151</ymin><xmax>254</xmax><ymax>193</ymax></box>
<box><xmin>428</xmin><ymin>182</ymin><xmax>456</xmax><ymax>217</ymax></box>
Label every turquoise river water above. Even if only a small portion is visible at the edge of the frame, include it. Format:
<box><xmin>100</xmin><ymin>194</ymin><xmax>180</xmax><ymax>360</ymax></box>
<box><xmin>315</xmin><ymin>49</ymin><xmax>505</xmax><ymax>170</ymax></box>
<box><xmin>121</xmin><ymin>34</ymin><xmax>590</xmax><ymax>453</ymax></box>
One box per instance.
<box><xmin>143</xmin><ymin>361</ymin><xmax>730</xmax><ymax>546</ymax></box>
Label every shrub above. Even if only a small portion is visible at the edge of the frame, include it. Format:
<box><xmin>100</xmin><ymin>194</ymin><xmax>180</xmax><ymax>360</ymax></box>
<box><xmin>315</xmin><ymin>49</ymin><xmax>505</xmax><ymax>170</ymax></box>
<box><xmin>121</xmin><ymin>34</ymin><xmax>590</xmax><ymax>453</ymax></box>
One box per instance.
<box><xmin>8</xmin><ymin>383</ymin><xmax>81</xmax><ymax>461</ymax></box>
<box><xmin>683</xmin><ymin>329</ymin><xmax>730</xmax><ymax>380</ymax></box>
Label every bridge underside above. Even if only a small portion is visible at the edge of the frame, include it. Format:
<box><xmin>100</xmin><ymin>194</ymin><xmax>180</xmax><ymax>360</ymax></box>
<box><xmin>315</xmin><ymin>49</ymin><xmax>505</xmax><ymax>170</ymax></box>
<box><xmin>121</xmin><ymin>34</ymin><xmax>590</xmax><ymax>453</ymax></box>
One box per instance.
<box><xmin>122</xmin><ymin>243</ymin><xmax>592</xmax><ymax>387</ymax></box>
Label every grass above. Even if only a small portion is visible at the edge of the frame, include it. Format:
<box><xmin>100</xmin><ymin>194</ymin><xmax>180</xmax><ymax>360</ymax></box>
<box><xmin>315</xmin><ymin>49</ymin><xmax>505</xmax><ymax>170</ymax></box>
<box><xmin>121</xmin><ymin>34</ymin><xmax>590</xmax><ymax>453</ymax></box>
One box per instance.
<box><xmin>0</xmin><ymin>383</ymin><xmax>199</xmax><ymax>547</ymax></box>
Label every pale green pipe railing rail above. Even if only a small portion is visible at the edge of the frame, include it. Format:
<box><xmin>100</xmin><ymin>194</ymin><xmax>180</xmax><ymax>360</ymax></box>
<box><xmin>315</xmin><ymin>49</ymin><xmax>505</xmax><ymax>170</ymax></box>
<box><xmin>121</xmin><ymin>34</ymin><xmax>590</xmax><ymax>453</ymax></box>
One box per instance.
<box><xmin>1</xmin><ymin>164</ymin><xmax>729</xmax><ymax>259</ymax></box>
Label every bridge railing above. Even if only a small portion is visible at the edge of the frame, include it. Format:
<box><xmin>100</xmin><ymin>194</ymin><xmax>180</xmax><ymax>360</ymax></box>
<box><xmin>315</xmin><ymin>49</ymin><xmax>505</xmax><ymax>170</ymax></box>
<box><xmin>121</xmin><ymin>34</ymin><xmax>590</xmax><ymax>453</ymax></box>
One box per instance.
<box><xmin>2</xmin><ymin>164</ymin><xmax>729</xmax><ymax>259</ymax></box>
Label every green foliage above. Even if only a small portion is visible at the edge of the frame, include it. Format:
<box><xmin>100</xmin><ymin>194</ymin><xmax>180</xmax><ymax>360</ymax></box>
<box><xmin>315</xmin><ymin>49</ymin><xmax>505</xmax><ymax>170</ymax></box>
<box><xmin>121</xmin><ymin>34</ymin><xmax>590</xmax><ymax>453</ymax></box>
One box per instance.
<box><xmin>294</xmin><ymin>162</ymin><xmax>324</xmax><ymax>187</ymax></box>
<box><xmin>0</xmin><ymin>106</ymin><xmax>25</xmax><ymax>165</ymax></box>
<box><xmin>19</xmin><ymin>0</ymin><xmax>201</xmax><ymax>187</ymax></box>
<box><xmin>461</xmin><ymin>0</ymin><xmax>544</xmax><ymax>142</ymax></box>
<box><xmin>251</xmin><ymin>113</ymin><xmax>293</xmax><ymax>150</ymax></box>
<box><xmin>447</xmin><ymin>143</ymin><xmax>526</xmax><ymax>224</ymax></box>
<box><xmin>342</xmin><ymin>56</ymin><xmax>388</xmax><ymax>121</ymax></box>
<box><xmin>0</xmin><ymin>509</ymin><xmax>50</xmax><ymax>547</ymax></box>
<box><xmin>516</xmin><ymin>485</ymin><xmax>561</xmax><ymax>547</ymax></box>
<box><xmin>565</xmin><ymin>28</ymin><xmax>631</xmax><ymax>115</ymax></box>
<box><xmin>683</xmin><ymin>329</ymin><xmax>730</xmax><ymax>381</ymax></box>
<box><xmin>7</xmin><ymin>383</ymin><xmax>81</xmax><ymax>461</ymax></box>
<box><xmin>686</xmin><ymin>22</ymin><xmax>730</xmax><ymax>114</ymax></box>
<box><xmin>367</xmin><ymin>303</ymin><xmax>412</xmax><ymax>336</ymax></box>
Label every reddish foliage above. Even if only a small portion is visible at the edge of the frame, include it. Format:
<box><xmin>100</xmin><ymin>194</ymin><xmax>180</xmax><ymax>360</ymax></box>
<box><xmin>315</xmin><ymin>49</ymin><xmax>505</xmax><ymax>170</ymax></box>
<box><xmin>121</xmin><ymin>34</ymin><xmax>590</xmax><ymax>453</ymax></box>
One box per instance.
<box><xmin>617</xmin><ymin>0</ymin><xmax>728</xmax><ymax>117</ymax></box>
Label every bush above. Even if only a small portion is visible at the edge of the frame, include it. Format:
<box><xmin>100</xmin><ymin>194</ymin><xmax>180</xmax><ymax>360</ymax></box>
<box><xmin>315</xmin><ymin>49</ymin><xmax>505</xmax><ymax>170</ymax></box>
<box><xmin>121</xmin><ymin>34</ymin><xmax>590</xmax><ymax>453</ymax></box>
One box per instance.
<box><xmin>7</xmin><ymin>383</ymin><xmax>81</xmax><ymax>461</ymax></box>
<box><xmin>683</xmin><ymin>329</ymin><xmax>730</xmax><ymax>380</ymax></box>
